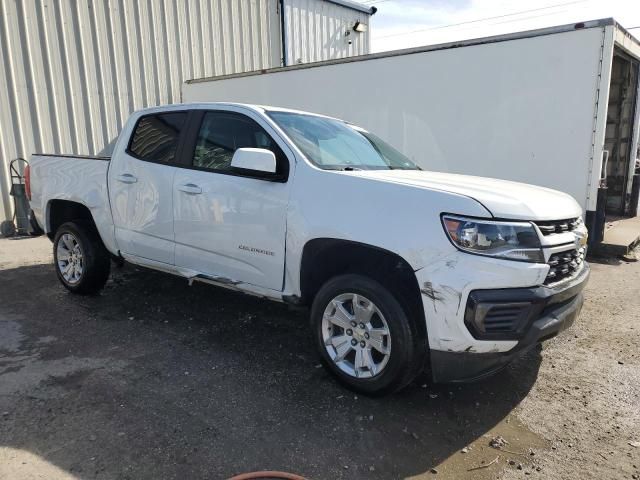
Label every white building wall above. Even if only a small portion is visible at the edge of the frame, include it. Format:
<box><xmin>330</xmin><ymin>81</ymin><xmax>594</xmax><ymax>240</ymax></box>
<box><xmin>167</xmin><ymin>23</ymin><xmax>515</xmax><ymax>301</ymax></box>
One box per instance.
<box><xmin>0</xmin><ymin>0</ymin><xmax>283</xmax><ymax>222</ymax></box>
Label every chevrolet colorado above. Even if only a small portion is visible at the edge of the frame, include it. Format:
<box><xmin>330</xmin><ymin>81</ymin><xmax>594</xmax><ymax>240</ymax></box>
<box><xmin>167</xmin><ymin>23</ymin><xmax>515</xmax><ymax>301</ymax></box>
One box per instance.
<box><xmin>28</xmin><ymin>103</ymin><xmax>589</xmax><ymax>395</ymax></box>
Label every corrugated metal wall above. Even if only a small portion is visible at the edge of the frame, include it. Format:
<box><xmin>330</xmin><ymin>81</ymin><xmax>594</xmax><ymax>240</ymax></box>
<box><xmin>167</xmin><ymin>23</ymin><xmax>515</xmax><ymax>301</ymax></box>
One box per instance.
<box><xmin>0</xmin><ymin>0</ymin><xmax>283</xmax><ymax>222</ymax></box>
<box><xmin>283</xmin><ymin>0</ymin><xmax>370</xmax><ymax>65</ymax></box>
<box><xmin>0</xmin><ymin>0</ymin><xmax>372</xmax><ymax>222</ymax></box>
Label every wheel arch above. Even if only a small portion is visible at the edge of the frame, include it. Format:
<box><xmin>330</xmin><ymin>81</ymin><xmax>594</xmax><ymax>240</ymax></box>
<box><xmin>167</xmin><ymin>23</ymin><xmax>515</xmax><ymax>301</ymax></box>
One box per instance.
<box><xmin>299</xmin><ymin>238</ymin><xmax>427</xmax><ymax>340</ymax></box>
<box><xmin>46</xmin><ymin>199</ymin><xmax>96</xmax><ymax>240</ymax></box>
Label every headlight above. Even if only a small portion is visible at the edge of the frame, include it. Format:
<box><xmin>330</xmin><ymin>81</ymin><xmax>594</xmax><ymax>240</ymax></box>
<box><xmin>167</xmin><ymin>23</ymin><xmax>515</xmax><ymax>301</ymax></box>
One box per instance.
<box><xmin>442</xmin><ymin>215</ymin><xmax>544</xmax><ymax>263</ymax></box>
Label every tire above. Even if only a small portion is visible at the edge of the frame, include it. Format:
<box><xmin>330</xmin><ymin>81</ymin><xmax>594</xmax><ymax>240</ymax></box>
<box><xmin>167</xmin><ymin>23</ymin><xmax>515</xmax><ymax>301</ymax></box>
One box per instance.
<box><xmin>53</xmin><ymin>221</ymin><xmax>111</xmax><ymax>294</ymax></box>
<box><xmin>1</xmin><ymin>220</ymin><xmax>16</xmax><ymax>237</ymax></box>
<box><xmin>311</xmin><ymin>274</ymin><xmax>423</xmax><ymax>396</ymax></box>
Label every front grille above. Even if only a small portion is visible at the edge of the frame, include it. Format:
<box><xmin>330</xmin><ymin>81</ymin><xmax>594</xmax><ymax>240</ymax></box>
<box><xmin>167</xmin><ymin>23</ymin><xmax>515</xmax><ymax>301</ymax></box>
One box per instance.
<box><xmin>545</xmin><ymin>247</ymin><xmax>585</xmax><ymax>284</ymax></box>
<box><xmin>482</xmin><ymin>303</ymin><xmax>531</xmax><ymax>334</ymax></box>
<box><xmin>535</xmin><ymin>218</ymin><xmax>580</xmax><ymax>236</ymax></box>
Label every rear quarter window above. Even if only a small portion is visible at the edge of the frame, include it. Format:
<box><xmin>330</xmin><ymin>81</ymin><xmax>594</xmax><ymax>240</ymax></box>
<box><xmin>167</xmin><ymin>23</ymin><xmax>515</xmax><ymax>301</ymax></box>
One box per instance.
<box><xmin>128</xmin><ymin>112</ymin><xmax>186</xmax><ymax>164</ymax></box>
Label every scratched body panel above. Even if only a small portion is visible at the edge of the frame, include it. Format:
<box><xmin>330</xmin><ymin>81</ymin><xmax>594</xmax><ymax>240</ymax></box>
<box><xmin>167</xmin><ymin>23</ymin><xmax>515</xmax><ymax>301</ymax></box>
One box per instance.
<box><xmin>416</xmin><ymin>251</ymin><xmax>546</xmax><ymax>354</ymax></box>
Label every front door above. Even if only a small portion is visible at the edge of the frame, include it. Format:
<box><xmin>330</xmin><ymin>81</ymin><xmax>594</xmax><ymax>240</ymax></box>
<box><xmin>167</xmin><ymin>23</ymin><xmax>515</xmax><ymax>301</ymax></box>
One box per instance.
<box><xmin>173</xmin><ymin>109</ymin><xmax>292</xmax><ymax>291</ymax></box>
<box><xmin>109</xmin><ymin>111</ymin><xmax>188</xmax><ymax>265</ymax></box>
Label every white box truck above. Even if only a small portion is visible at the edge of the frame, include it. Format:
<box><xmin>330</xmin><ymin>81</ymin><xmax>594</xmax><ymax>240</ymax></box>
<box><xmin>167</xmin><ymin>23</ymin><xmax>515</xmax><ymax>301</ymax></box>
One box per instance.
<box><xmin>182</xmin><ymin>18</ymin><xmax>640</xmax><ymax>248</ymax></box>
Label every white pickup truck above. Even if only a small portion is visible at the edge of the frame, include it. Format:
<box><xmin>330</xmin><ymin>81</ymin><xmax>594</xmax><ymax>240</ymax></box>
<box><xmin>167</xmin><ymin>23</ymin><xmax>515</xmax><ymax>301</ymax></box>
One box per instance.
<box><xmin>28</xmin><ymin>103</ymin><xmax>590</xmax><ymax>395</ymax></box>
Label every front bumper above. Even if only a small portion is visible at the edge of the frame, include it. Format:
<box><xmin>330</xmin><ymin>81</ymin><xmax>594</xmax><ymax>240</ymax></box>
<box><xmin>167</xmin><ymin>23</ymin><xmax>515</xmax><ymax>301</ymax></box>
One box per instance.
<box><xmin>429</xmin><ymin>263</ymin><xmax>589</xmax><ymax>383</ymax></box>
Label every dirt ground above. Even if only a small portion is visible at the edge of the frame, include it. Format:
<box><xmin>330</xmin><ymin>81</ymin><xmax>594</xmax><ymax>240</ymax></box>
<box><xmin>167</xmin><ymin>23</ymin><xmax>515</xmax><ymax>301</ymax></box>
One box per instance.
<box><xmin>0</xmin><ymin>236</ymin><xmax>638</xmax><ymax>480</ymax></box>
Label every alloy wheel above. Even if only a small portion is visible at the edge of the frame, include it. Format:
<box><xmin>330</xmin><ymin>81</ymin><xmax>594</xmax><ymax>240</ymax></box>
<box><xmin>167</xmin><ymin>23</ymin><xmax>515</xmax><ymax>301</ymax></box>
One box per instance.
<box><xmin>321</xmin><ymin>293</ymin><xmax>391</xmax><ymax>378</ymax></box>
<box><xmin>56</xmin><ymin>233</ymin><xmax>84</xmax><ymax>284</ymax></box>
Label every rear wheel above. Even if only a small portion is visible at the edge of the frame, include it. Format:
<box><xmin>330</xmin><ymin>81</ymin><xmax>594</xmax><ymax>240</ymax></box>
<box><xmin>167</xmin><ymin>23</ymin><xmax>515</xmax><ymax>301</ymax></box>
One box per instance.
<box><xmin>53</xmin><ymin>221</ymin><xmax>110</xmax><ymax>294</ymax></box>
<box><xmin>311</xmin><ymin>274</ymin><xmax>422</xmax><ymax>396</ymax></box>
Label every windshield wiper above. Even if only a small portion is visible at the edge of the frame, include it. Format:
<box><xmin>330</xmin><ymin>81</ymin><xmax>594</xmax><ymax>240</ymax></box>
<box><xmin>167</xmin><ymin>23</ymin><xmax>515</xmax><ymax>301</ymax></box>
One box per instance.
<box><xmin>323</xmin><ymin>166</ymin><xmax>363</xmax><ymax>171</ymax></box>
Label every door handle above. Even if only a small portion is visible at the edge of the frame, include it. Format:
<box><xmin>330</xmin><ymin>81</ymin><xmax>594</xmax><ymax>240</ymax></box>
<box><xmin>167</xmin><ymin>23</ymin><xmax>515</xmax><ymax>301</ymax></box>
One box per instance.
<box><xmin>115</xmin><ymin>173</ymin><xmax>138</xmax><ymax>184</ymax></box>
<box><xmin>178</xmin><ymin>183</ymin><xmax>202</xmax><ymax>195</ymax></box>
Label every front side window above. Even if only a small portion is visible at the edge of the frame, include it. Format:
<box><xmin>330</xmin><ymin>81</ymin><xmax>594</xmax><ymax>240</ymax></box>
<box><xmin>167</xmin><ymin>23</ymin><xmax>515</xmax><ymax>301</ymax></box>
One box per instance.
<box><xmin>192</xmin><ymin>112</ymin><xmax>287</xmax><ymax>177</ymax></box>
<box><xmin>129</xmin><ymin>112</ymin><xmax>186</xmax><ymax>164</ymax></box>
<box><xmin>267</xmin><ymin>111</ymin><xmax>419</xmax><ymax>171</ymax></box>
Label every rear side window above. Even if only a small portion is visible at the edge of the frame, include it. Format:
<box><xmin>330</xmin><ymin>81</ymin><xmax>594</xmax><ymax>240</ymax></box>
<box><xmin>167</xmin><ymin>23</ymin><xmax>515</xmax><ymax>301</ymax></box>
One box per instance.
<box><xmin>129</xmin><ymin>112</ymin><xmax>186</xmax><ymax>164</ymax></box>
<box><xmin>192</xmin><ymin>112</ymin><xmax>288</xmax><ymax>177</ymax></box>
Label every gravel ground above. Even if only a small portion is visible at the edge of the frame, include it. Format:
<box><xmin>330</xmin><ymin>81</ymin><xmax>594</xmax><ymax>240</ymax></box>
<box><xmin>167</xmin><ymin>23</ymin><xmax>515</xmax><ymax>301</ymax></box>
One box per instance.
<box><xmin>0</xmin><ymin>236</ymin><xmax>638</xmax><ymax>480</ymax></box>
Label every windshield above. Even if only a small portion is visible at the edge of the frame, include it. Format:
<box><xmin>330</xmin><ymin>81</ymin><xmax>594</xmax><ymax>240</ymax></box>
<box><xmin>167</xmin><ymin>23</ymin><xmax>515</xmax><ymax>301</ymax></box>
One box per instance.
<box><xmin>267</xmin><ymin>111</ymin><xmax>420</xmax><ymax>171</ymax></box>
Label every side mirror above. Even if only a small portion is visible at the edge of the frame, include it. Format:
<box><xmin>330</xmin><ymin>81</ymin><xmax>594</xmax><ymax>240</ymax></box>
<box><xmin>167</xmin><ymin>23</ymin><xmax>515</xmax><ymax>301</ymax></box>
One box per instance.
<box><xmin>231</xmin><ymin>148</ymin><xmax>276</xmax><ymax>174</ymax></box>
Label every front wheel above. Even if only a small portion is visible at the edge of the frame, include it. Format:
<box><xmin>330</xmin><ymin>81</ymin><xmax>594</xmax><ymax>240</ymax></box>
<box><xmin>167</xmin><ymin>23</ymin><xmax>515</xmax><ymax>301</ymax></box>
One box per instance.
<box><xmin>53</xmin><ymin>221</ymin><xmax>111</xmax><ymax>294</ymax></box>
<box><xmin>311</xmin><ymin>274</ymin><xmax>423</xmax><ymax>396</ymax></box>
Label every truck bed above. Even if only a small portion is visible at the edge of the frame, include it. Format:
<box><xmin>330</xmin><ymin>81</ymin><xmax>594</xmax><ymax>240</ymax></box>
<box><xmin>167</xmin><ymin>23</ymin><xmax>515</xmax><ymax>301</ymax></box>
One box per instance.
<box><xmin>29</xmin><ymin>153</ymin><xmax>116</xmax><ymax>252</ymax></box>
<box><xmin>32</xmin><ymin>153</ymin><xmax>110</xmax><ymax>161</ymax></box>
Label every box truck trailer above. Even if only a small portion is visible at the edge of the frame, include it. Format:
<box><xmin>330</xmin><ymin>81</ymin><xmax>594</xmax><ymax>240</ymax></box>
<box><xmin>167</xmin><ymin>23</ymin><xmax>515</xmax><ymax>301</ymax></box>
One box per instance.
<box><xmin>182</xmin><ymin>18</ymin><xmax>640</xmax><ymax>248</ymax></box>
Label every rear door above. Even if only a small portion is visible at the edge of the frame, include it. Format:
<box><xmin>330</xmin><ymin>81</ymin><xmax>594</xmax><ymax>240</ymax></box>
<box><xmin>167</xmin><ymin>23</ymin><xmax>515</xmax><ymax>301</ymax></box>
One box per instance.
<box><xmin>109</xmin><ymin>111</ymin><xmax>188</xmax><ymax>265</ymax></box>
<box><xmin>172</xmin><ymin>108</ymin><xmax>292</xmax><ymax>290</ymax></box>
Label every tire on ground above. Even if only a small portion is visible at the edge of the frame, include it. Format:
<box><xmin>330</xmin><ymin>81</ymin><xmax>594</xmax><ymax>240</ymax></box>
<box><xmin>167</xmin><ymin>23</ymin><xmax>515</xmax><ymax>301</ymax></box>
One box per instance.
<box><xmin>311</xmin><ymin>273</ymin><xmax>423</xmax><ymax>396</ymax></box>
<box><xmin>53</xmin><ymin>221</ymin><xmax>111</xmax><ymax>294</ymax></box>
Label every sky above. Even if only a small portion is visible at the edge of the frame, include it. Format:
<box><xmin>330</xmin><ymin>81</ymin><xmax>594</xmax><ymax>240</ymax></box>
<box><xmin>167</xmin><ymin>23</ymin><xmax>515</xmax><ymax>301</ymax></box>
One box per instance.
<box><xmin>367</xmin><ymin>0</ymin><xmax>640</xmax><ymax>52</ymax></box>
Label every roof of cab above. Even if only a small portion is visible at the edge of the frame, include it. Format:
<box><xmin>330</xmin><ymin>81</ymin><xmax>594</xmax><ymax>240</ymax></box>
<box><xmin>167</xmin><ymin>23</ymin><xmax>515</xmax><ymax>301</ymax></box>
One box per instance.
<box><xmin>131</xmin><ymin>102</ymin><xmax>342</xmax><ymax>121</ymax></box>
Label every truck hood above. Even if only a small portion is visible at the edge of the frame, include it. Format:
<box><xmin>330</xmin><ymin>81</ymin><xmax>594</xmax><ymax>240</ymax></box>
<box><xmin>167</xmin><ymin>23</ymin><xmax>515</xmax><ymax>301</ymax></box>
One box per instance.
<box><xmin>353</xmin><ymin>170</ymin><xmax>583</xmax><ymax>221</ymax></box>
